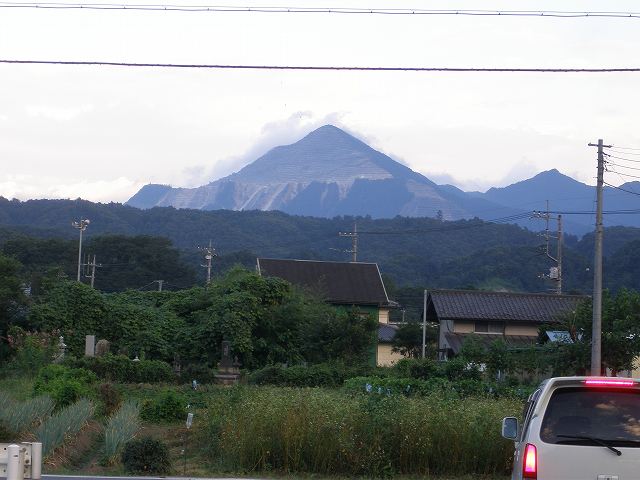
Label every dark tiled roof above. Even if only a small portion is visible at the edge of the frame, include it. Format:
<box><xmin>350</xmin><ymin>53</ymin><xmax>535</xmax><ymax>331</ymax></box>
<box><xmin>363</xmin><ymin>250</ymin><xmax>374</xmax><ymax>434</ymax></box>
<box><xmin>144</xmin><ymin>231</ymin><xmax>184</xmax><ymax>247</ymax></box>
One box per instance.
<box><xmin>429</xmin><ymin>290</ymin><xmax>587</xmax><ymax>324</ymax></box>
<box><xmin>378</xmin><ymin>323</ymin><xmax>398</xmax><ymax>343</ymax></box>
<box><xmin>444</xmin><ymin>332</ymin><xmax>538</xmax><ymax>354</ymax></box>
<box><xmin>257</xmin><ymin>258</ymin><xmax>390</xmax><ymax>306</ymax></box>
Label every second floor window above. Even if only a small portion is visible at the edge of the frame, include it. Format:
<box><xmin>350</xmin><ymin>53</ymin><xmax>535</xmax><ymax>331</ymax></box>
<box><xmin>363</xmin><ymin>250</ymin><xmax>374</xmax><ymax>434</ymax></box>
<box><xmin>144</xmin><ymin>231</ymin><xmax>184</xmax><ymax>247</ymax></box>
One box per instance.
<box><xmin>474</xmin><ymin>321</ymin><xmax>505</xmax><ymax>334</ymax></box>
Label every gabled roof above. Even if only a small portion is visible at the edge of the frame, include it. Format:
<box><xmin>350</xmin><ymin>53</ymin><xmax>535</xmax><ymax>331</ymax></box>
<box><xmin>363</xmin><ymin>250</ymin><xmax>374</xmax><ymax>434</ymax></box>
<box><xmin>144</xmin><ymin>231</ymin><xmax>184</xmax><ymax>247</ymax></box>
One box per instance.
<box><xmin>257</xmin><ymin>258</ymin><xmax>390</xmax><ymax>306</ymax></box>
<box><xmin>428</xmin><ymin>289</ymin><xmax>587</xmax><ymax>324</ymax></box>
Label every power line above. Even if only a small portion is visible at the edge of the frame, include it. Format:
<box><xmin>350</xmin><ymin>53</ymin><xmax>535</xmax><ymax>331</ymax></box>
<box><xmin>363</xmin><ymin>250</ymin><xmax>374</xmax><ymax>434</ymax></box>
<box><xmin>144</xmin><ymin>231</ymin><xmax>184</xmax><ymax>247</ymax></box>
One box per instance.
<box><xmin>606</xmin><ymin>161</ymin><xmax>640</xmax><ymax>171</ymax></box>
<box><xmin>605</xmin><ymin>153</ymin><xmax>640</xmax><ymax>163</ymax></box>
<box><xmin>609</xmin><ymin>149</ymin><xmax>640</xmax><ymax>156</ymax></box>
<box><xmin>3</xmin><ymin>3</ymin><xmax>640</xmax><ymax>18</ymax></box>
<box><xmin>2</xmin><ymin>59</ymin><xmax>640</xmax><ymax>73</ymax></box>
<box><xmin>612</xmin><ymin>146</ymin><xmax>640</xmax><ymax>152</ymax></box>
<box><xmin>604</xmin><ymin>181</ymin><xmax>640</xmax><ymax>197</ymax></box>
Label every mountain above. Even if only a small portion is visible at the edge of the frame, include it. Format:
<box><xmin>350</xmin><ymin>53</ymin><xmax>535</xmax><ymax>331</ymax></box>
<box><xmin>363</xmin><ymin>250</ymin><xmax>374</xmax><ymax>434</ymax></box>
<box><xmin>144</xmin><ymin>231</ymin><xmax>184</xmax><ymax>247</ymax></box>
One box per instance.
<box><xmin>127</xmin><ymin>125</ymin><xmax>513</xmax><ymax>220</ymax></box>
<box><xmin>127</xmin><ymin>126</ymin><xmax>640</xmax><ymax>235</ymax></box>
<box><xmin>477</xmin><ymin>170</ymin><xmax>640</xmax><ymax>234</ymax></box>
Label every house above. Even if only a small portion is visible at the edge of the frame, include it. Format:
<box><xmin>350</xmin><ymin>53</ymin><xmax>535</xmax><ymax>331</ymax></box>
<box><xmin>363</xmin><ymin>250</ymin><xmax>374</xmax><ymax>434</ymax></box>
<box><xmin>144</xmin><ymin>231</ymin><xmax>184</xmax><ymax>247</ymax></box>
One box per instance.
<box><xmin>377</xmin><ymin>323</ymin><xmax>405</xmax><ymax>367</ymax></box>
<box><xmin>256</xmin><ymin>258</ymin><xmax>398</xmax><ymax>366</ymax></box>
<box><xmin>426</xmin><ymin>289</ymin><xmax>587</xmax><ymax>360</ymax></box>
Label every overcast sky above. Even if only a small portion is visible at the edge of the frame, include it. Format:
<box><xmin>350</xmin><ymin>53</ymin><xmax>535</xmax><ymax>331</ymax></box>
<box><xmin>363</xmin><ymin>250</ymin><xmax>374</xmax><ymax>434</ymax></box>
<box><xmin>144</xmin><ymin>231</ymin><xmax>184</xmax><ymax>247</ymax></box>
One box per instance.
<box><xmin>1</xmin><ymin>0</ymin><xmax>640</xmax><ymax>202</ymax></box>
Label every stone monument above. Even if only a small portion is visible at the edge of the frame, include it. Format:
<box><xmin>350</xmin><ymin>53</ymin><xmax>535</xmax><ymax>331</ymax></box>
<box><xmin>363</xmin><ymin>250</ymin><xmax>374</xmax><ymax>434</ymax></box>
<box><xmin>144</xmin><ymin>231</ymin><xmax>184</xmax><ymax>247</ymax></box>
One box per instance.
<box><xmin>214</xmin><ymin>340</ymin><xmax>241</xmax><ymax>385</ymax></box>
<box><xmin>85</xmin><ymin>335</ymin><xmax>96</xmax><ymax>357</ymax></box>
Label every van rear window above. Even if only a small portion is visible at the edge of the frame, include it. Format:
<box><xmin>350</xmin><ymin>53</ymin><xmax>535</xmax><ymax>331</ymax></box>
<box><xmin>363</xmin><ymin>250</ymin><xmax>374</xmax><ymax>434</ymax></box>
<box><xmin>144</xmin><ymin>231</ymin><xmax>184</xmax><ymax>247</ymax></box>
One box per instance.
<box><xmin>540</xmin><ymin>387</ymin><xmax>640</xmax><ymax>446</ymax></box>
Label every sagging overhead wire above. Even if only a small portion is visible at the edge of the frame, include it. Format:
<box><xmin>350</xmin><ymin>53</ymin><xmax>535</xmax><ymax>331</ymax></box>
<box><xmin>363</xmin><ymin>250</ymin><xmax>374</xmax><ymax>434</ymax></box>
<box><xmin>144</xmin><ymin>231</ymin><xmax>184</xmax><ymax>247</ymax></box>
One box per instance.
<box><xmin>604</xmin><ymin>181</ymin><xmax>640</xmax><ymax>197</ymax></box>
<box><xmin>2</xmin><ymin>3</ymin><xmax>640</xmax><ymax>18</ymax></box>
<box><xmin>3</xmin><ymin>59</ymin><xmax>640</xmax><ymax>73</ymax></box>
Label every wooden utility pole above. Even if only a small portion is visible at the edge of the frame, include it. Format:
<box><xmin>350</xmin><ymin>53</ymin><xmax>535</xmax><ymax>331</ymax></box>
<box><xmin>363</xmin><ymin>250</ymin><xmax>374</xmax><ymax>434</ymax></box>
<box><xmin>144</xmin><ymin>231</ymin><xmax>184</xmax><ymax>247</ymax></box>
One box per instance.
<box><xmin>83</xmin><ymin>254</ymin><xmax>101</xmax><ymax>288</ymax></box>
<box><xmin>338</xmin><ymin>222</ymin><xmax>358</xmax><ymax>262</ymax></box>
<box><xmin>531</xmin><ymin>204</ymin><xmax>563</xmax><ymax>294</ymax></box>
<box><xmin>422</xmin><ymin>289</ymin><xmax>427</xmax><ymax>358</ymax></box>
<box><xmin>557</xmin><ymin>215</ymin><xmax>563</xmax><ymax>295</ymax></box>
<box><xmin>588</xmin><ymin>139</ymin><xmax>610</xmax><ymax>376</ymax></box>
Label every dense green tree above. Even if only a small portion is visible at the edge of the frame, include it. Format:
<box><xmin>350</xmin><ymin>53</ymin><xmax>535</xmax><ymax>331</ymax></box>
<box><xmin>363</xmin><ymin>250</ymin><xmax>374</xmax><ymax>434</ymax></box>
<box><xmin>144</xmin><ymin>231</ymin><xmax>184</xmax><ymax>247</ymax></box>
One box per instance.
<box><xmin>85</xmin><ymin>235</ymin><xmax>197</xmax><ymax>292</ymax></box>
<box><xmin>546</xmin><ymin>290</ymin><xmax>640</xmax><ymax>375</ymax></box>
<box><xmin>28</xmin><ymin>279</ymin><xmax>109</xmax><ymax>356</ymax></box>
<box><xmin>0</xmin><ymin>253</ymin><xmax>27</xmax><ymax>360</ymax></box>
<box><xmin>392</xmin><ymin>321</ymin><xmax>438</xmax><ymax>358</ymax></box>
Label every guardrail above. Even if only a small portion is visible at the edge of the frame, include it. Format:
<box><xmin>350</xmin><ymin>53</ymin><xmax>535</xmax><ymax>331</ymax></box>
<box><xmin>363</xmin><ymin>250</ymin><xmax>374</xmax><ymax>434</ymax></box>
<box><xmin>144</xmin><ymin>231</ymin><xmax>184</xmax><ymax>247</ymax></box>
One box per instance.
<box><xmin>0</xmin><ymin>443</ymin><xmax>42</xmax><ymax>480</ymax></box>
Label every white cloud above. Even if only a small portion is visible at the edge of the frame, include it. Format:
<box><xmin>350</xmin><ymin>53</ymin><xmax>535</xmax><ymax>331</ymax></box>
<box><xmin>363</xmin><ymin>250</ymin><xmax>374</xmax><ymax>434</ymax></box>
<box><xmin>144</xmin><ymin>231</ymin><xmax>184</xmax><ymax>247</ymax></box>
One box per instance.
<box><xmin>0</xmin><ymin>174</ymin><xmax>143</xmax><ymax>203</ymax></box>
<box><xmin>26</xmin><ymin>104</ymin><xmax>95</xmax><ymax>122</ymax></box>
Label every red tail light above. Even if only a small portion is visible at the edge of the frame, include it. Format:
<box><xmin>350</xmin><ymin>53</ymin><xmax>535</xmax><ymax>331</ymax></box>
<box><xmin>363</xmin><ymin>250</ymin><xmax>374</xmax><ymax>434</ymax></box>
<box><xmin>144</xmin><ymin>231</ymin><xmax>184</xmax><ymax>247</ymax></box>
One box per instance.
<box><xmin>584</xmin><ymin>378</ymin><xmax>635</xmax><ymax>387</ymax></box>
<box><xmin>523</xmin><ymin>443</ymin><xmax>537</xmax><ymax>479</ymax></box>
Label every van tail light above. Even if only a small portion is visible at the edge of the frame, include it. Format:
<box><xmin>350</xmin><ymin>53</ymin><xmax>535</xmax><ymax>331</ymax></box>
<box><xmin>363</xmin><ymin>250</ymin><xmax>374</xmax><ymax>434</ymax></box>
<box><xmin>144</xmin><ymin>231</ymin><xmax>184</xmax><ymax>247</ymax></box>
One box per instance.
<box><xmin>523</xmin><ymin>443</ymin><xmax>537</xmax><ymax>479</ymax></box>
<box><xmin>584</xmin><ymin>378</ymin><xmax>635</xmax><ymax>387</ymax></box>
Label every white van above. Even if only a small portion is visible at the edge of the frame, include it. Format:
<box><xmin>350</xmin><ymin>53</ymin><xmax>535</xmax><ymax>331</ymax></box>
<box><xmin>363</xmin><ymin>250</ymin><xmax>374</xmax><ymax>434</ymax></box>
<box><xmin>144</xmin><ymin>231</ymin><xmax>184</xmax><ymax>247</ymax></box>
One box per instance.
<box><xmin>502</xmin><ymin>376</ymin><xmax>640</xmax><ymax>480</ymax></box>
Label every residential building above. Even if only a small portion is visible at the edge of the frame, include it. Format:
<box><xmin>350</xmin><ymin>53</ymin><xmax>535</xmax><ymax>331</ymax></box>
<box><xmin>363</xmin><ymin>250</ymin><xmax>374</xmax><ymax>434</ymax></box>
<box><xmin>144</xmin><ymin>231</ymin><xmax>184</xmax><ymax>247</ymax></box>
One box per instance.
<box><xmin>426</xmin><ymin>289</ymin><xmax>587</xmax><ymax>360</ymax></box>
<box><xmin>256</xmin><ymin>258</ymin><xmax>397</xmax><ymax>365</ymax></box>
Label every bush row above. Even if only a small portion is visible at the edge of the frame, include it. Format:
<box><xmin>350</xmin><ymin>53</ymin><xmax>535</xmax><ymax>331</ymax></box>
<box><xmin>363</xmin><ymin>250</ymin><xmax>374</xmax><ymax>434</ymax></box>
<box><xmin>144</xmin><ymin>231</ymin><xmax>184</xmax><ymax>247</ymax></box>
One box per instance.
<box><xmin>248</xmin><ymin>363</ymin><xmax>374</xmax><ymax>388</ymax></box>
<box><xmin>66</xmin><ymin>354</ymin><xmax>175</xmax><ymax>383</ymax></box>
<box><xmin>343</xmin><ymin>376</ymin><xmax>534</xmax><ymax>400</ymax></box>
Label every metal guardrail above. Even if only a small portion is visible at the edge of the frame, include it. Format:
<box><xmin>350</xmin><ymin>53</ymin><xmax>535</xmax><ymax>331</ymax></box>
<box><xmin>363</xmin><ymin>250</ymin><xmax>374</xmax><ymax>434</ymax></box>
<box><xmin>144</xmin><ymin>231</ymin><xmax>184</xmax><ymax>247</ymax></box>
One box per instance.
<box><xmin>0</xmin><ymin>443</ymin><xmax>42</xmax><ymax>480</ymax></box>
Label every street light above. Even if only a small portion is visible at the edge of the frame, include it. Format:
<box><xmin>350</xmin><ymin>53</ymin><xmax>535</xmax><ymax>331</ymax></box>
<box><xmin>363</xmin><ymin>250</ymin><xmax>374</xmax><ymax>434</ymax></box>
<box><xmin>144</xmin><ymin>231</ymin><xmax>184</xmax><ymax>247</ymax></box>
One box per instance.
<box><xmin>71</xmin><ymin>218</ymin><xmax>90</xmax><ymax>282</ymax></box>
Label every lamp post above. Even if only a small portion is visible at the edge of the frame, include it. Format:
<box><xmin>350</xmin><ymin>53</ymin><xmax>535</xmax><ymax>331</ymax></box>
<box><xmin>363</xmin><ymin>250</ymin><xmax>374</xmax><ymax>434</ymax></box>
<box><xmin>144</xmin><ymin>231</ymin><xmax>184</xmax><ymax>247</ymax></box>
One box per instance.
<box><xmin>72</xmin><ymin>218</ymin><xmax>90</xmax><ymax>281</ymax></box>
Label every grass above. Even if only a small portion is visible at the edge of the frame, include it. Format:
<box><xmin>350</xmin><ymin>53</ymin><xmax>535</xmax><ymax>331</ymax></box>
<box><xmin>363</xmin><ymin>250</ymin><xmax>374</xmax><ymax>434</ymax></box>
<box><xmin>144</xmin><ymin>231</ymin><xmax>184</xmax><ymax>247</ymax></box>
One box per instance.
<box><xmin>0</xmin><ymin>376</ymin><xmax>36</xmax><ymax>400</ymax></box>
<box><xmin>205</xmin><ymin>386</ymin><xmax>520</xmax><ymax>477</ymax></box>
<box><xmin>103</xmin><ymin>399</ymin><xmax>140</xmax><ymax>463</ymax></box>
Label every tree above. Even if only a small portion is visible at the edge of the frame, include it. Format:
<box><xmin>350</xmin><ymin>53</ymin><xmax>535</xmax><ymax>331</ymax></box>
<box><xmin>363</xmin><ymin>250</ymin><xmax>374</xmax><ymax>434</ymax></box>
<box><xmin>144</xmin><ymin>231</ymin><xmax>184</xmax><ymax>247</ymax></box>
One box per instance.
<box><xmin>550</xmin><ymin>291</ymin><xmax>640</xmax><ymax>375</ymax></box>
<box><xmin>0</xmin><ymin>253</ymin><xmax>27</xmax><ymax>361</ymax></box>
<box><xmin>28</xmin><ymin>278</ymin><xmax>109</xmax><ymax>356</ymax></box>
<box><xmin>392</xmin><ymin>321</ymin><xmax>438</xmax><ymax>358</ymax></box>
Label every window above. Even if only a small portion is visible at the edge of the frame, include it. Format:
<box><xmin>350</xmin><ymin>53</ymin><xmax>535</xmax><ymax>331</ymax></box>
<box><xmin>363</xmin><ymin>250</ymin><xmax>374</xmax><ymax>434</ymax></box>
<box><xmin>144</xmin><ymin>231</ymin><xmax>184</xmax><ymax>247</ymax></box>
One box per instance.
<box><xmin>474</xmin><ymin>321</ymin><xmax>504</xmax><ymax>334</ymax></box>
<box><xmin>540</xmin><ymin>387</ymin><xmax>640</xmax><ymax>446</ymax></box>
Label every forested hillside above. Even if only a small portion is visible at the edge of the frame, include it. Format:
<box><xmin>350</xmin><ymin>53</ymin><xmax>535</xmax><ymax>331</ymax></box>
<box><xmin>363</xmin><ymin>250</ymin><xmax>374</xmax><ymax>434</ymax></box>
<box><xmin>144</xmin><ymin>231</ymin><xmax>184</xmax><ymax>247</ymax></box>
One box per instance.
<box><xmin>1</xmin><ymin>197</ymin><xmax>639</xmax><ymax>297</ymax></box>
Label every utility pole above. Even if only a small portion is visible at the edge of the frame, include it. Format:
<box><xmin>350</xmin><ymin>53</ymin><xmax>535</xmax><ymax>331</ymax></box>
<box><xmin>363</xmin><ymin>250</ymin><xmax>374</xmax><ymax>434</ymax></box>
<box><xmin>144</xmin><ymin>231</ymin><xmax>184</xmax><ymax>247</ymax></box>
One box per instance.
<box><xmin>83</xmin><ymin>254</ymin><xmax>101</xmax><ymax>288</ymax></box>
<box><xmin>557</xmin><ymin>214</ymin><xmax>563</xmax><ymax>295</ymax></box>
<box><xmin>72</xmin><ymin>218</ymin><xmax>90</xmax><ymax>282</ymax></box>
<box><xmin>422</xmin><ymin>289</ymin><xmax>427</xmax><ymax>358</ymax></box>
<box><xmin>154</xmin><ymin>280</ymin><xmax>164</xmax><ymax>292</ymax></box>
<box><xmin>532</xmin><ymin>203</ymin><xmax>563</xmax><ymax>294</ymax></box>
<box><xmin>338</xmin><ymin>222</ymin><xmax>358</xmax><ymax>262</ymax></box>
<box><xmin>588</xmin><ymin>138</ymin><xmax>611</xmax><ymax>376</ymax></box>
<box><xmin>198</xmin><ymin>240</ymin><xmax>216</xmax><ymax>285</ymax></box>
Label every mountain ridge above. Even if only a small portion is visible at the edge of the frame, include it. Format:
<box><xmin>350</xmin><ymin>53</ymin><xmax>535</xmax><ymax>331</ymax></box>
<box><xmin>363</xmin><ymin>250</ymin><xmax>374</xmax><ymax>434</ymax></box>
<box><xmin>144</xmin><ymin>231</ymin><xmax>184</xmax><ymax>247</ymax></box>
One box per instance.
<box><xmin>126</xmin><ymin>125</ymin><xmax>639</xmax><ymax>234</ymax></box>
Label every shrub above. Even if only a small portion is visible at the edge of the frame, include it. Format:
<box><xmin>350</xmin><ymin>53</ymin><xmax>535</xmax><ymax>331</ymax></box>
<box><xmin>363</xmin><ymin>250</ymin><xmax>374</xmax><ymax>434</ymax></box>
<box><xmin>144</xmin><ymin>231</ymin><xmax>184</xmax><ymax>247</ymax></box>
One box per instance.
<box><xmin>140</xmin><ymin>390</ymin><xmax>186</xmax><ymax>422</ymax></box>
<box><xmin>66</xmin><ymin>354</ymin><xmax>174</xmax><ymax>383</ymax></box>
<box><xmin>35</xmin><ymin>398</ymin><xmax>95</xmax><ymax>457</ymax></box>
<box><xmin>178</xmin><ymin>364</ymin><xmax>218</xmax><ymax>384</ymax></box>
<box><xmin>98</xmin><ymin>383</ymin><xmax>123</xmax><ymax>417</ymax></box>
<box><xmin>121</xmin><ymin>436</ymin><xmax>171</xmax><ymax>475</ymax></box>
<box><xmin>33</xmin><ymin>364</ymin><xmax>97</xmax><ymax>408</ymax></box>
<box><xmin>248</xmin><ymin>363</ymin><xmax>373</xmax><ymax>388</ymax></box>
<box><xmin>393</xmin><ymin>358</ymin><xmax>439</xmax><ymax>379</ymax></box>
<box><xmin>104</xmin><ymin>400</ymin><xmax>140</xmax><ymax>464</ymax></box>
<box><xmin>6</xmin><ymin>328</ymin><xmax>58</xmax><ymax>376</ymax></box>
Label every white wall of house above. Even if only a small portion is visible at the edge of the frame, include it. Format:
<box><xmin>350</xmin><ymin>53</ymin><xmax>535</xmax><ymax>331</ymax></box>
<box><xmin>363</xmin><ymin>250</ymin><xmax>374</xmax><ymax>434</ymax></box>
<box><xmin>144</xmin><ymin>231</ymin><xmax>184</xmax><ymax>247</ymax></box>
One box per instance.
<box><xmin>504</xmin><ymin>323</ymin><xmax>539</xmax><ymax>336</ymax></box>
